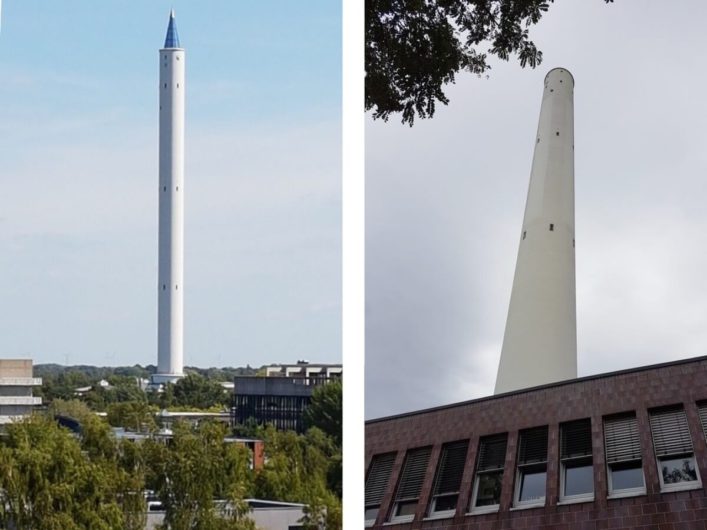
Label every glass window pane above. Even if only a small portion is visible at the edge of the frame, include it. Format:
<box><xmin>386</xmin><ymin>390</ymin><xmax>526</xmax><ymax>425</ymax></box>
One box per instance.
<box><xmin>364</xmin><ymin>507</ymin><xmax>379</xmax><ymax>521</ymax></box>
<box><xmin>610</xmin><ymin>461</ymin><xmax>644</xmax><ymax>491</ymax></box>
<box><xmin>519</xmin><ymin>469</ymin><xmax>546</xmax><ymax>502</ymax></box>
<box><xmin>475</xmin><ymin>472</ymin><xmax>503</xmax><ymax>507</ymax></box>
<box><xmin>433</xmin><ymin>494</ymin><xmax>457</xmax><ymax>512</ymax></box>
<box><xmin>660</xmin><ymin>457</ymin><xmax>698</xmax><ymax>484</ymax></box>
<box><xmin>395</xmin><ymin>500</ymin><xmax>417</xmax><ymax>517</ymax></box>
<box><xmin>564</xmin><ymin>462</ymin><xmax>593</xmax><ymax>496</ymax></box>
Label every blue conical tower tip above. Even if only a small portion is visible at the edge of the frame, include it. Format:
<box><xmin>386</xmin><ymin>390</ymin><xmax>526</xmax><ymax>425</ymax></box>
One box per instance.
<box><xmin>164</xmin><ymin>10</ymin><xmax>180</xmax><ymax>48</ymax></box>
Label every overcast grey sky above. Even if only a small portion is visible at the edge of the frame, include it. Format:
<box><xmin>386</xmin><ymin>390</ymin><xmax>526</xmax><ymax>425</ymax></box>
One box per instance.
<box><xmin>366</xmin><ymin>1</ymin><xmax>707</xmax><ymax>419</ymax></box>
<box><xmin>0</xmin><ymin>2</ymin><xmax>341</xmax><ymax>369</ymax></box>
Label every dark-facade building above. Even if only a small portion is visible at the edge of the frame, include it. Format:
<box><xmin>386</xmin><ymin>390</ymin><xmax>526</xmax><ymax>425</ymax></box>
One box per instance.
<box><xmin>232</xmin><ymin>365</ymin><xmax>341</xmax><ymax>433</ymax></box>
<box><xmin>365</xmin><ymin>355</ymin><xmax>707</xmax><ymax>529</ymax></box>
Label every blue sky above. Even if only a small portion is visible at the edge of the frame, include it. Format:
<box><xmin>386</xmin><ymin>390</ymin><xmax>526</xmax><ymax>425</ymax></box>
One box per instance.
<box><xmin>0</xmin><ymin>2</ymin><xmax>341</xmax><ymax>368</ymax></box>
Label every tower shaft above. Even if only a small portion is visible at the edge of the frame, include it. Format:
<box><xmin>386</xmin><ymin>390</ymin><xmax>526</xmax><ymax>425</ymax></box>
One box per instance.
<box><xmin>156</xmin><ymin>16</ymin><xmax>185</xmax><ymax>382</ymax></box>
<box><xmin>494</xmin><ymin>68</ymin><xmax>577</xmax><ymax>394</ymax></box>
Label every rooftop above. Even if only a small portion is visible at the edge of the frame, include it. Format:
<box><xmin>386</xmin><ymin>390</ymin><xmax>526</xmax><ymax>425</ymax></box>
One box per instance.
<box><xmin>366</xmin><ymin>354</ymin><xmax>707</xmax><ymax>424</ymax></box>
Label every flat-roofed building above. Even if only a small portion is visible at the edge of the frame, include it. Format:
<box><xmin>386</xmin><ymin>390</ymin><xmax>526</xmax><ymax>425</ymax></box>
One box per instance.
<box><xmin>0</xmin><ymin>359</ymin><xmax>42</xmax><ymax>425</ymax></box>
<box><xmin>365</xmin><ymin>356</ymin><xmax>707</xmax><ymax>529</ymax></box>
<box><xmin>232</xmin><ymin>362</ymin><xmax>342</xmax><ymax>433</ymax></box>
<box><xmin>264</xmin><ymin>361</ymin><xmax>342</xmax><ymax>383</ymax></box>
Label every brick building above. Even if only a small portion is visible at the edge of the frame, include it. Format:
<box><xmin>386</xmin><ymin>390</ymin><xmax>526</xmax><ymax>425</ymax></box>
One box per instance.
<box><xmin>365</xmin><ymin>355</ymin><xmax>707</xmax><ymax>529</ymax></box>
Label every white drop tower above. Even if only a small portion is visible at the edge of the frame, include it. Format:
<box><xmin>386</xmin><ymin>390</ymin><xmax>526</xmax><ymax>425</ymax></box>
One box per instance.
<box><xmin>153</xmin><ymin>11</ymin><xmax>185</xmax><ymax>384</ymax></box>
<box><xmin>494</xmin><ymin>68</ymin><xmax>577</xmax><ymax>394</ymax></box>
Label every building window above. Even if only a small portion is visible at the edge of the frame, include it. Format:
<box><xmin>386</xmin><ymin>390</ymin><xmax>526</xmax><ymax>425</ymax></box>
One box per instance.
<box><xmin>514</xmin><ymin>426</ymin><xmax>548</xmax><ymax>507</ymax></box>
<box><xmin>560</xmin><ymin>419</ymin><xmax>593</xmax><ymax>501</ymax></box>
<box><xmin>390</xmin><ymin>447</ymin><xmax>432</xmax><ymax>523</ymax></box>
<box><xmin>649</xmin><ymin>406</ymin><xmax>700</xmax><ymax>492</ymax></box>
<box><xmin>697</xmin><ymin>402</ymin><xmax>707</xmax><ymax>441</ymax></box>
<box><xmin>604</xmin><ymin>413</ymin><xmax>645</xmax><ymax>497</ymax></box>
<box><xmin>428</xmin><ymin>440</ymin><xmax>468</xmax><ymax>517</ymax></box>
<box><xmin>364</xmin><ymin>452</ymin><xmax>396</xmax><ymax>526</ymax></box>
<box><xmin>470</xmin><ymin>434</ymin><xmax>507</xmax><ymax>513</ymax></box>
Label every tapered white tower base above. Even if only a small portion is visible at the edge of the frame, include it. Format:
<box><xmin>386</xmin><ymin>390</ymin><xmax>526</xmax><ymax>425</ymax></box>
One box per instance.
<box><xmin>494</xmin><ymin>68</ymin><xmax>577</xmax><ymax>395</ymax></box>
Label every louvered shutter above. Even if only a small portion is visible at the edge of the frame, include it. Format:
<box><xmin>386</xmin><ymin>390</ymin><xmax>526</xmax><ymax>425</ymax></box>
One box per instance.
<box><xmin>698</xmin><ymin>403</ymin><xmax>707</xmax><ymax>440</ymax></box>
<box><xmin>561</xmin><ymin>419</ymin><xmax>592</xmax><ymax>459</ymax></box>
<box><xmin>365</xmin><ymin>453</ymin><xmax>396</xmax><ymax>506</ymax></box>
<box><xmin>650</xmin><ymin>408</ymin><xmax>693</xmax><ymax>457</ymax></box>
<box><xmin>604</xmin><ymin>415</ymin><xmax>641</xmax><ymax>463</ymax></box>
<box><xmin>395</xmin><ymin>447</ymin><xmax>432</xmax><ymax>501</ymax></box>
<box><xmin>518</xmin><ymin>427</ymin><xmax>548</xmax><ymax>465</ymax></box>
<box><xmin>432</xmin><ymin>440</ymin><xmax>469</xmax><ymax>495</ymax></box>
<box><xmin>477</xmin><ymin>434</ymin><xmax>508</xmax><ymax>471</ymax></box>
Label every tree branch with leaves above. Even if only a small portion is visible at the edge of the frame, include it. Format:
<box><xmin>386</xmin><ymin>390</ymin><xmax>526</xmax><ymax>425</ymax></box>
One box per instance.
<box><xmin>366</xmin><ymin>0</ymin><xmax>613</xmax><ymax>125</ymax></box>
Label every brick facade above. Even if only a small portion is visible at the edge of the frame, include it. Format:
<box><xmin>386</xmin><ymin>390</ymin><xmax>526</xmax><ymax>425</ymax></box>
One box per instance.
<box><xmin>365</xmin><ymin>356</ymin><xmax>707</xmax><ymax>529</ymax></box>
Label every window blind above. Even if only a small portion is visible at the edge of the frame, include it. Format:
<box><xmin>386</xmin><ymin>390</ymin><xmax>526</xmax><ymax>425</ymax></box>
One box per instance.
<box><xmin>649</xmin><ymin>407</ymin><xmax>693</xmax><ymax>457</ymax></box>
<box><xmin>432</xmin><ymin>440</ymin><xmax>469</xmax><ymax>495</ymax></box>
<box><xmin>518</xmin><ymin>427</ymin><xmax>548</xmax><ymax>465</ymax></box>
<box><xmin>395</xmin><ymin>447</ymin><xmax>432</xmax><ymax>501</ymax></box>
<box><xmin>365</xmin><ymin>452</ymin><xmax>396</xmax><ymax>506</ymax></box>
<box><xmin>698</xmin><ymin>403</ymin><xmax>707</xmax><ymax>440</ymax></box>
<box><xmin>604</xmin><ymin>414</ymin><xmax>641</xmax><ymax>463</ymax></box>
<box><xmin>477</xmin><ymin>434</ymin><xmax>508</xmax><ymax>471</ymax></box>
<box><xmin>561</xmin><ymin>419</ymin><xmax>592</xmax><ymax>459</ymax></box>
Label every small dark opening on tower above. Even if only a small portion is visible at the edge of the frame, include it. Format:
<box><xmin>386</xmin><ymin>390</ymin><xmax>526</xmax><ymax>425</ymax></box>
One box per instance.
<box><xmin>549</xmin><ymin>224</ymin><xmax>554</xmax><ymax>231</ymax></box>
<box><xmin>523</xmin><ymin>231</ymin><xmax>527</xmax><ymax>240</ymax></box>
<box><xmin>164</xmin><ymin>83</ymin><xmax>167</xmax><ymax>88</ymax></box>
<box><xmin>550</xmin><ymin>89</ymin><xmax>554</xmax><ymax>92</ymax></box>
<box><xmin>162</xmin><ymin>285</ymin><xmax>166</xmax><ymax>290</ymax></box>
<box><xmin>163</xmin><ymin>186</ymin><xmax>167</xmax><ymax>191</ymax></box>
<box><xmin>175</xmin><ymin>285</ymin><xmax>179</xmax><ymax>290</ymax></box>
<box><xmin>573</xmin><ymin>239</ymin><xmax>575</xmax><ymax>247</ymax></box>
<box><xmin>176</xmin><ymin>186</ymin><xmax>179</xmax><ymax>191</ymax></box>
<box><xmin>556</xmin><ymin>131</ymin><xmax>560</xmax><ymax>136</ymax></box>
<box><xmin>537</xmin><ymin>138</ymin><xmax>540</xmax><ymax>143</ymax></box>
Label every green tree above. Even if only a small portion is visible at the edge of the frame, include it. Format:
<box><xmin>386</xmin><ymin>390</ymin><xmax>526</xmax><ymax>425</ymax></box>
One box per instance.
<box><xmin>366</xmin><ymin>0</ymin><xmax>613</xmax><ymax>125</ymax></box>
<box><xmin>145</xmin><ymin>421</ymin><xmax>255</xmax><ymax>530</ymax></box>
<box><xmin>0</xmin><ymin>416</ymin><xmax>127</xmax><ymax>530</ymax></box>
<box><xmin>107</xmin><ymin>401</ymin><xmax>158</xmax><ymax>432</ymax></box>
<box><xmin>254</xmin><ymin>426</ymin><xmax>341</xmax><ymax>528</ymax></box>
<box><xmin>303</xmin><ymin>380</ymin><xmax>342</xmax><ymax>446</ymax></box>
<box><xmin>47</xmin><ymin>398</ymin><xmax>94</xmax><ymax>423</ymax></box>
<box><xmin>172</xmin><ymin>373</ymin><xmax>229</xmax><ymax>409</ymax></box>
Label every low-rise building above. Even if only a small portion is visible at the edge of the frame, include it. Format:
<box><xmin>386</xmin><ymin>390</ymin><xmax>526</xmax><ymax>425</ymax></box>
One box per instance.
<box><xmin>0</xmin><ymin>359</ymin><xmax>42</xmax><ymax>425</ymax></box>
<box><xmin>145</xmin><ymin>498</ymin><xmax>310</xmax><ymax>530</ymax></box>
<box><xmin>265</xmin><ymin>361</ymin><xmax>342</xmax><ymax>383</ymax></box>
<box><xmin>365</xmin><ymin>355</ymin><xmax>707</xmax><ymax>529</ymax></box>
<box><xmin>232</xmin><ymin>362</ymin><xmax>342</xmax><ymax>433</ymax></box>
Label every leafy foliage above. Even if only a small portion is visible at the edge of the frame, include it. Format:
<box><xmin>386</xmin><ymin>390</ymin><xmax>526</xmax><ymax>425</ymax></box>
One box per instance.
<box><xmin>144</xmin><ymin>421</ymin><xmax>256</xmax><ymax>530</ymax></box>
<box><xmin>171</xmin><ymin>373</ymin><xmax>230</xmax><ymax>409</ymax></box>
<box><xmin>303</xmin><ymin>379</ymin><xmax>342</xmax><ymax>446</ymax></box>
<box><xmin>366</xmin><ymin>0</ymin><xmax>614</xmax><ymax>125</ymax></box>
<box><xmin>15</xmin><ymin>364</ymin><xmax>342</xmax><ymax>528</ymax></box>
<box><xmin>0</xmin><ymin>416</ymin><xmax>131</xmax><ymax>530</ymax></box>
<box><xmin>255</xmin><ymin>426</ymin><xmax>342</xmax><ymax>529</ymax></box>
<box><xmin>107</xmin><ymin>401</ymin><xmax>158</xmax><ymax>432</ymax></box>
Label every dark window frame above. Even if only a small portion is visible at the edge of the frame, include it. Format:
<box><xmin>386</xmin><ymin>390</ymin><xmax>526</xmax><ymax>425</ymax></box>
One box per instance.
<box><xmin>513</xmin><ymin>426</ymin><xmax>548</xmax><ymax>507</ymax></box>
<box><xmin>559</xmin><ymin>418</ymin><xmax>594</xmax><ymax>502</ymax></box>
